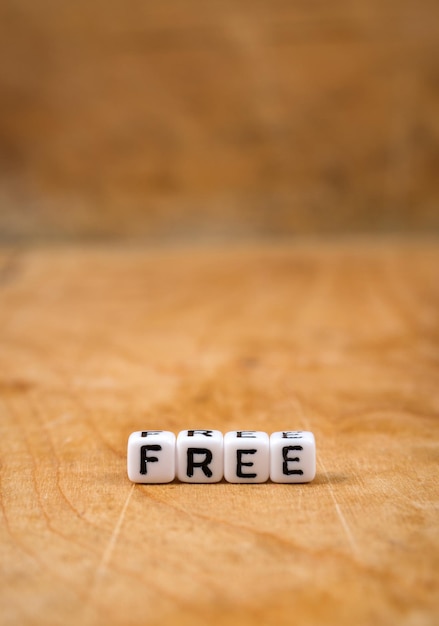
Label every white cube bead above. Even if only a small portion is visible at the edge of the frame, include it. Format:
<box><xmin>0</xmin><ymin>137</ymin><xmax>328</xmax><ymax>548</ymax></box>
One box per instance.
<box><xmin>176</xmin><ymin>429</ymin><xmax>224</xmax><ymax>483</ymax></box>
<box><xmin>224</xmin><ymin>431</ymin><xmax>270</xmax><ymax>483</ymax></box>
<box><xmin>270</xmin><ymin>431</ymin><xmax>316</xmax><ymax>483</ymax></box>
<box><xmin>127</xmin><ymin>430</ymin><xmax>176</xmax><ymax>483</ymax></box>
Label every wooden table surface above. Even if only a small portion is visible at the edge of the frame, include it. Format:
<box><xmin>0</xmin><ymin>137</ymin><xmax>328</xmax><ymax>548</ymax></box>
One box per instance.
<box><xmin>0</xmin><ymin>238</ymin><xmax>438</xmax><ymax>626</ymax></box>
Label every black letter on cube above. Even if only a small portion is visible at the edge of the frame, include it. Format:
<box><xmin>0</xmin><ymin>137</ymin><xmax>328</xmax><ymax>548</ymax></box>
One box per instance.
<box><xmin>282</xmin><ymin>431</ymin><xmax>303</xmax><ymax>439</ymax></box>
<box><xmin>187</xmin><ymin>430</ymin><xmax>213</xmax><ymax>437</ymax></box>
<box><xmin>140</xmin><ymin>444</ymin><xmax>162</xmax><ymax>474</ymax></box>
<box><xmin>282</xmin><ymin>445</ymin><xmax>304</xmax><ymax>475</ymax></box>
<box><xmin>186</xmin><ymin>448</ymin><xmax>213</xmax><ymax>477</ymax></box>
<box><xmin>236</xmin><ymin>449</ymin><xmax>257</xmax><ymax>478</ymax></box>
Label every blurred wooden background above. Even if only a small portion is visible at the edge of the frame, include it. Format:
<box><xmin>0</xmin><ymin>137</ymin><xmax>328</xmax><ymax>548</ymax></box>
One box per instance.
<box><xmin>0</xmin><ymin>0</ymin><xmax>438</xmax><ymax>243</ymax></box>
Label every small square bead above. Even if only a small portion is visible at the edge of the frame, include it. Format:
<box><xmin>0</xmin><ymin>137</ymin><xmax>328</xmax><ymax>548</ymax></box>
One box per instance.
<box><xmin>224</xmin><ymin>431</ymin><xmax>270</xmax><ymax>483</ymax></box>
<box><xmin>127</xmin><ymin>430</ymin><xmax>176</xmax><ymax>483</ymax></box>
<box><xmin>176</xmin><ymin>429</ymin><xmax>224</xmax><ymax>483</ymax></box>
<box><xmin>270</xmin><ymin>431</ymin><xmax>316</xmax><ymax>483</ymax></box>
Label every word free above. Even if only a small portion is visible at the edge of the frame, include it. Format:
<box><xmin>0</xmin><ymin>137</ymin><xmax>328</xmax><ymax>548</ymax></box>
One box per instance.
<box><xmin>127</xmin><ymin>430</ymin><xmax>316</xmax><ymax>484</ymax></box>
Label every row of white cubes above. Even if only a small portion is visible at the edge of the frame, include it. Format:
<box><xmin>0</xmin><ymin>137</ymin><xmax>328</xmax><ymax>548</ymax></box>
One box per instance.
<box><xmin>127</xmin><ymin>430</ymin><xmax>316</xmax><ymax>483</ymax></box>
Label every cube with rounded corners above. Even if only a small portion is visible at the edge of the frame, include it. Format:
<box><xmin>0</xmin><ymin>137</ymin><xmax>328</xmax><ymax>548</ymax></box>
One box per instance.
<box><xmin>270</xmin><ymin>431</ymin><xmax>316</xmax><ymax>483</ymax></box>
<box><xmin>127</xmin><ymin>430</ymin><xmax>176</xmax><ymax>483</ymax></box>
<box><xmin>176</xmin><ymin>429</ymin><xmax>224</xmax><ymax>483</ymax></box>
<box><xmin>224</xmin><ymin>431</ymin><xmax>270</xmax><ymax>483</ymax></box>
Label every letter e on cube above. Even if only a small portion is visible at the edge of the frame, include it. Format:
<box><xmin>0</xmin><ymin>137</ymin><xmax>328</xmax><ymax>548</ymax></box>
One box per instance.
<box><xmin>270</xmin><ymin>431</ymin><xmax>316</xmax><ymax>483</ymax></box>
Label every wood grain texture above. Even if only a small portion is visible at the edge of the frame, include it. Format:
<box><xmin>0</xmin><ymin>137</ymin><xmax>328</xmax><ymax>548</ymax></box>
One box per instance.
<box><xmin>0</xmin><ymin>0</ymin><xmax>439</xmax><ymax>242</ymax></box>
<box><xmin>0</xmin><ymin>238</ymin><xmax>438</xmax><ymax>625</ymax></box>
